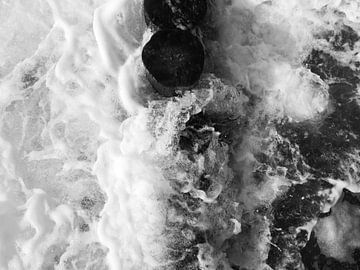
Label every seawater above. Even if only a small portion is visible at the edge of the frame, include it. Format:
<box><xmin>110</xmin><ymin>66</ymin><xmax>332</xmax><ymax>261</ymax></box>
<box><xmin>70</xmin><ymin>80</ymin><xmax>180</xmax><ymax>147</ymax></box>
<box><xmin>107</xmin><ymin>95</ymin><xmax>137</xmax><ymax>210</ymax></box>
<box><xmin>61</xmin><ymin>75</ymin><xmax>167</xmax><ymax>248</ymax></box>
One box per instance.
<box><xmin>0</xmin><ymin>0</ymin><xmax>359</xmax><ymax>269</ymax></box>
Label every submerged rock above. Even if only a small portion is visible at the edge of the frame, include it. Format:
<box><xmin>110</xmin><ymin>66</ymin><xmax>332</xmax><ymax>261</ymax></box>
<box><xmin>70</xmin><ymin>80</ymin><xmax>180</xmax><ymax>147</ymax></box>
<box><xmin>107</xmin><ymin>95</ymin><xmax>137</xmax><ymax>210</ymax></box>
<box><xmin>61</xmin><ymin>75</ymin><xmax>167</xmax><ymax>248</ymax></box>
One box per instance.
<box><xmin>144</xmin><ymin>0</ymin><xmax>207</xmax><ymax>30</ymax></box>
<box><xmin>142</xmin><ymin>29</ymin><xmax>205</xmax><ymax>97</ymax></box>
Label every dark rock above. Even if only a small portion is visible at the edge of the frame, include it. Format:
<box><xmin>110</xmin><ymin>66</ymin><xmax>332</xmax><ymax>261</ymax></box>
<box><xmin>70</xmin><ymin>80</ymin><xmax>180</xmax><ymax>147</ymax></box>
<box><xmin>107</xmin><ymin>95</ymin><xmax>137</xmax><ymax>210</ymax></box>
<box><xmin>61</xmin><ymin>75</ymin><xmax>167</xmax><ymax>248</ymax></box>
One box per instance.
<box><xmin>144</xmin><ymin>0</ymin><xmax>207</xmax><ymax>30</ymax></box>
<box><xmin>142</xmin><ymin>30</ymin><xmax>204</xmax><ymax>97</ymax></box>
<box><xmin>318</xmin><ymin>209</ymin><xmax>332</xmax><ymax>218</ymax></box>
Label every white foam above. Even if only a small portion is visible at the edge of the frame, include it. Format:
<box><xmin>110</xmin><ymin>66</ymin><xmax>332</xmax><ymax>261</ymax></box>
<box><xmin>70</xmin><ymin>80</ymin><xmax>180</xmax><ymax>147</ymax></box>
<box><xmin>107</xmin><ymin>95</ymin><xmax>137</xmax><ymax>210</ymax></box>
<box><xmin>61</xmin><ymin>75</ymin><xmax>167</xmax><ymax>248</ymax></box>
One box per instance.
<box><xmin>93</xmin><ymin>0</ymin><xmax>145</xmax><ymax>74</ymax></box>
<box><xmin>266</xmin><ymin>64</ymin><xmax>329</xmax><ymax>121</ymax></box>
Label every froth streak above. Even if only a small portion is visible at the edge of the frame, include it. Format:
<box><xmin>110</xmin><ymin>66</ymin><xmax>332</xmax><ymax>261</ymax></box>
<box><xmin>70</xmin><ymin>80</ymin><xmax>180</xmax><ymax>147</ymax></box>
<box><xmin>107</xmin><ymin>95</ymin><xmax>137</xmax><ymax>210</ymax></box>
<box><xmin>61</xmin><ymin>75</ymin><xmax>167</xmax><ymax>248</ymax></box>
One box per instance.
<box><xmin>93</xmin><ymin>0</ymin><xmax>145</xmax><ymax>74</ymax></box>
<box><xmin>95</xmin><ymin>141</ymin><xmax>169</xmax><ymax>269</ymax></box>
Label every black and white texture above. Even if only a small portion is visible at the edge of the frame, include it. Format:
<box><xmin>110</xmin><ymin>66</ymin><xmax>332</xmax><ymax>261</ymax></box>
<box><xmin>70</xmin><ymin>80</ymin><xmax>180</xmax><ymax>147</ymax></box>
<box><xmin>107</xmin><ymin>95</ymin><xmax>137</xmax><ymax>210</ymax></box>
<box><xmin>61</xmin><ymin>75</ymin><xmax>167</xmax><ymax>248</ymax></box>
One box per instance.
<box><xmin>0</xmin><ymin>0</ymin><xmax>360</xmax><ymax>270</ymax></box>
<box><xmin>140</xmin><ymin>1</ymin><xmax>360</xmax><ymax>269</ymax></box>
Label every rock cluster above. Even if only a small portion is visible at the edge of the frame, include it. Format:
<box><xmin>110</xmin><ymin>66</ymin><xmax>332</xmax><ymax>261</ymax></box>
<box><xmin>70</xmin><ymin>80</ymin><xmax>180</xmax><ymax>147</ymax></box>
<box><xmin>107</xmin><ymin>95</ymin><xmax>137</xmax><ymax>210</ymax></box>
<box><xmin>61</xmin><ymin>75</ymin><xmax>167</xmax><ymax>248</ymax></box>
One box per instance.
<box><xmin>142</xmin><ymin>0</ymin><xmax>207</xmax><ymax>97</ymax></box>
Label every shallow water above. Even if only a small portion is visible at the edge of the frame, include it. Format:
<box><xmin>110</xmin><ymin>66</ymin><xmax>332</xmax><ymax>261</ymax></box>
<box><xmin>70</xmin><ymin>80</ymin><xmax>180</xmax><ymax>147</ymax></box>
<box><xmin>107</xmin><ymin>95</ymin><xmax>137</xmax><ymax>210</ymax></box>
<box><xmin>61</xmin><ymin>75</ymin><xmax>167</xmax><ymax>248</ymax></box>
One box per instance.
<box><xmin>0</xmin><ymin>0</ymin><xmax>359</xmax><ymax>269</ymax></box>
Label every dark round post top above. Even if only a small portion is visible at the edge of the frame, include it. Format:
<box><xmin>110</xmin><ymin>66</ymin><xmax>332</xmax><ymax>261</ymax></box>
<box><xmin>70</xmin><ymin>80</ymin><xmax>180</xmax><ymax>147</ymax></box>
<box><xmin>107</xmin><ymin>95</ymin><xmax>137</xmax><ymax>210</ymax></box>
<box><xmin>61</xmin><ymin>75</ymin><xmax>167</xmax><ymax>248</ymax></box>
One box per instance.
<box><xmin>144</xmin><ymin>0</ymin><xmax>207</xmax><ymax>30</ymax></box>
<box><xmin>142</xmin><ymin>29</ymin><xmax>205</xmax><ymax>97</ymax></box>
